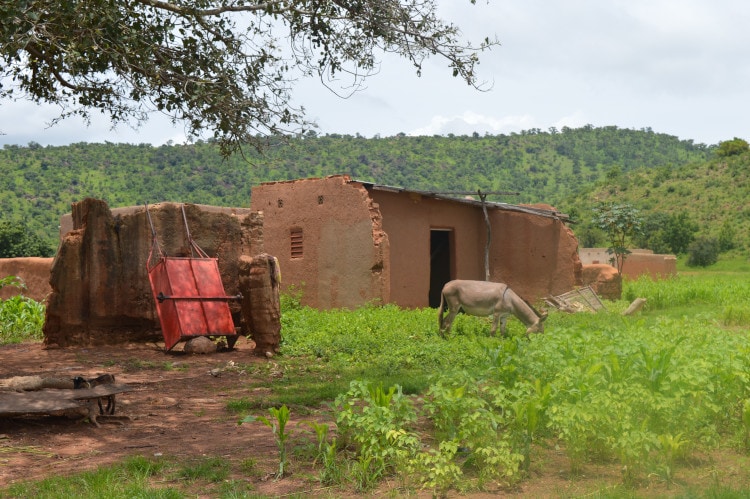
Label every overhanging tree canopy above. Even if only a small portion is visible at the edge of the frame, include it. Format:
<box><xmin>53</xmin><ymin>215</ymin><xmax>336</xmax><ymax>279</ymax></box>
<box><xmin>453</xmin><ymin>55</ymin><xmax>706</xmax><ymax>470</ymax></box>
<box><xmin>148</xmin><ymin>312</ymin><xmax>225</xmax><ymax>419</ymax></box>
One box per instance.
<box><xmin>1</xmin><ymin>0</ymin><xmax>497</xmax><ymax>156</ymax></box>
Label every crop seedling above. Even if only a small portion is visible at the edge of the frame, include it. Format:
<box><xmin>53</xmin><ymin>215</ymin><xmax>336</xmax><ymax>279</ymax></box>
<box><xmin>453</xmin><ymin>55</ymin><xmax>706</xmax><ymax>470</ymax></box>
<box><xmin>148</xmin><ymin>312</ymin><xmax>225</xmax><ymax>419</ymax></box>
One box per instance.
<box><xmin>241</xmin><ymin>404</ymin><xmax>291</xmax><ymax>478</ymax></box>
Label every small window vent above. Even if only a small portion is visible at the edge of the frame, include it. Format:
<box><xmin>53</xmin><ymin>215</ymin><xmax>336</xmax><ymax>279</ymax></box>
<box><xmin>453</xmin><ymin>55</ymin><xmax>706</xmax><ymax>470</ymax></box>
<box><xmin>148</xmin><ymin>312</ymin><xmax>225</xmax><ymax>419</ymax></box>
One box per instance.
<box><xmin>290</xmin><ymin>228</ymin><xmax>303</xmax><ymax>259</ymax></box>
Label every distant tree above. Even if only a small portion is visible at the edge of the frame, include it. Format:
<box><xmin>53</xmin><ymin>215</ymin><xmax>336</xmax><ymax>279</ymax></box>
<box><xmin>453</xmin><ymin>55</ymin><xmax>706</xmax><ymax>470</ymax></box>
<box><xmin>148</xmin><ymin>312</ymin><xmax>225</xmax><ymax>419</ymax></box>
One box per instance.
<box><xmin>686</xmin><ymin>237</ymin><xmax>719</xmax><ymax>267</ymax></box>
<box><xmin>0</xmin><ymin>220</ymin><xmax>54</xmax><ymax>258</ymax></box>
<box><xmin>633</xmin><ymin>211</ymin><xmax>697</xmax><ymax>255</ymax></box>
<box><xmin>592</xmin><ymin>202</ymin><xmax>642</xmax><ymax>274</ymax></box>
<box><xmin>634</xmin><ymin>212</ymin><xmax>670</xmax><ymax>254</ymax></box>
<box><xmin>0</xmin><ymin>0</ymin><xmax>497</xmax><ymax>157</ymax></box>
<box><xmin>716</xmin><ymin>138</ymin><xmax>749</xmax><ymax>157</ymax></box>
<box><xmin>663</xmin><ymin>212</ymin><xmax>698</xmax><ymax>255</ymax></box>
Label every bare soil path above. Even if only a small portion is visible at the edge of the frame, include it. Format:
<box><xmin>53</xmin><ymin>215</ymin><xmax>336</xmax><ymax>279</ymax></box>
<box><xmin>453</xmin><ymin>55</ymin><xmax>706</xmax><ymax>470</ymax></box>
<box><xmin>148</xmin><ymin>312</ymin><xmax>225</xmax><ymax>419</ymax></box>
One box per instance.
<box><xmin>0</xmin><ymin>339</ymin><xmax>320</xmax><ymax>496</ymax></box>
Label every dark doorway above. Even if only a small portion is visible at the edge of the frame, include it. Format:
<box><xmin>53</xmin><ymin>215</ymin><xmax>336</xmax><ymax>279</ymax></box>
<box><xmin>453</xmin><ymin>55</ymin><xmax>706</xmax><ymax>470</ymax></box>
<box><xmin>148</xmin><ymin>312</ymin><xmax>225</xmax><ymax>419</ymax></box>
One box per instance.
<box><xmin>429</xmin><ymin>229</ymin><xmax>453</xmax><ymax>307</ymax></box>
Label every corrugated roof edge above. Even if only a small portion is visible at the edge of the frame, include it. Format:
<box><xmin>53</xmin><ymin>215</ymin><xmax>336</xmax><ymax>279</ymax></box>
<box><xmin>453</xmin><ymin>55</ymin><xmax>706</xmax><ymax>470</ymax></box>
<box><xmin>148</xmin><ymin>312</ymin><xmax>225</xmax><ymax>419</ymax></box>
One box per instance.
<box><xmin>353</xmin><ymin>180</ymin><xmax>572</xmax><ymax>223</ymax></box>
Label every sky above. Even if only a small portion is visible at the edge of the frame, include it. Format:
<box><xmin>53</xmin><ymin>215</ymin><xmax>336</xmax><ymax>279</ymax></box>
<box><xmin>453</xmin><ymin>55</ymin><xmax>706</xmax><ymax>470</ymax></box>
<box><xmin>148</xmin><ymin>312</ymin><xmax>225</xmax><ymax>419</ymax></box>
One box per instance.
<box><xmin>2</xmin><ymin>0</ymin><xmax>749</xmax><ymax>148</ymax></box>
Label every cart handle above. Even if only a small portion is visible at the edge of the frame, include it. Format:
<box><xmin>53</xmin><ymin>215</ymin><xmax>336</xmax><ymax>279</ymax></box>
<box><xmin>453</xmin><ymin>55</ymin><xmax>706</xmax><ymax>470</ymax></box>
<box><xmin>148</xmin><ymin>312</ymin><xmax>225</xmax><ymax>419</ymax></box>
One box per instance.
<box><xmin>156</xmin><ymin>292</ymin><xmax>243</xmax><ymax>303</ymax></box>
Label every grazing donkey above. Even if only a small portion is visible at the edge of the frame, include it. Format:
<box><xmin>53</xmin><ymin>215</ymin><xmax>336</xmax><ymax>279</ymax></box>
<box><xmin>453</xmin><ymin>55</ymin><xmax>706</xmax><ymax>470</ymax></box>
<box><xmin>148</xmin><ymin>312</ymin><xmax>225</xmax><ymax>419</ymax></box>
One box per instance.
<box><xmin>438</xmin><ymin>280</ymin><xmax>547</xmax><ymax>337</ymax></box>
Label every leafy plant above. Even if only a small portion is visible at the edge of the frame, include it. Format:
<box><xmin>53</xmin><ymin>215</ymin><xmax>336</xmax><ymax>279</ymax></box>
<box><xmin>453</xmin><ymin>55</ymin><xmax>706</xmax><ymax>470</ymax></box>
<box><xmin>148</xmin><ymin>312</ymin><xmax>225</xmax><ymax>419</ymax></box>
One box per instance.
<box><xmin>0</xmin><ymin>287</ymin><xmax>45</xmax><ymax>344</ymax></box>
<box><xmin>0</xmin><ymin>220</ymin><xmax>53</xmax><ymax>257</ymax></box>
<box><xmin>240</xmin><ymin>405</ymin><xmax>292</xmax><ymax>478</ymax></box>
<box><xmin>334</xmin><ymin>381</ymin><xmax>419</xmax><ymax>484</ymax></box>
<box><xmin>592</xmin><ymin>202</ymin><xmax>642</xmax><ymax>273</ymax></box>
<box><xmin>717</xmin><ymin>137</ymin><xmax>750</xmax><ymax>157</ymax></box>
<box><xmin>742</xmin><ymin>399</ymin><xmax>750</xmax><ymax>453</ymax></box>
<box><xmin>177</xmin><ymin>456</ymin><xmax>230</xmax><ymax>483</ymax></box>
<box><xmin>687</xmin><ymin>236</ymin><xmax>720</xmax><ymax>267</ymax></box>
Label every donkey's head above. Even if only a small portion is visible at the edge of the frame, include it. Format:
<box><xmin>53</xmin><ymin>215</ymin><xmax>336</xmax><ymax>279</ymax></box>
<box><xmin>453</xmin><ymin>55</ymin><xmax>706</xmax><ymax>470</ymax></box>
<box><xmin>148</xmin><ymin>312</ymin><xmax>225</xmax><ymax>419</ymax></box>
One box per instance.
<box><xmin>525</xmin><ymin>310</ymin><xmax>548</xmax><ymax>335</ymax></box>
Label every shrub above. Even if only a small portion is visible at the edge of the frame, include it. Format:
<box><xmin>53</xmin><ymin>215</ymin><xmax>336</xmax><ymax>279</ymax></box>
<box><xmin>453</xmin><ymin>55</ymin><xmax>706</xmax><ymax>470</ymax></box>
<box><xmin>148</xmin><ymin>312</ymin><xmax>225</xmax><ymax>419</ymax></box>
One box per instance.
<box><xmin>716</xmin><ymin>137</ymin><xmax>749</xmax><ymax>157</ymax></box>
<box><xmin>686</xmin><ymin>237</ymin><xmax>719</xmax><ymax>267</ymax></box>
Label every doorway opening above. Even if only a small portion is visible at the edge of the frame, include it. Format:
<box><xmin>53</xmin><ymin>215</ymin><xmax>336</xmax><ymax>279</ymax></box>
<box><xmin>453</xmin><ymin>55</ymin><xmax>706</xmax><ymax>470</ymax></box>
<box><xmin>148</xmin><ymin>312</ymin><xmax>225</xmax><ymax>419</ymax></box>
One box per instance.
<box><xmin>429</xmin><ymin>229</ymin><xmax>453</xmax><ymax>307</ymax></box>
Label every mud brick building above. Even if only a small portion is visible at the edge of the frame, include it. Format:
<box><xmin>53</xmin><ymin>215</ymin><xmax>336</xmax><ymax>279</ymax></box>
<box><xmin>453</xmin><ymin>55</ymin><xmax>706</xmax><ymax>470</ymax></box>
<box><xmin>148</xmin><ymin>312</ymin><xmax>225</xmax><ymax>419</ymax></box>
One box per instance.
<box><xmin>251</xmin><ymin>175</ymin><xmax>582</xmax><ymax>309</ymax></box>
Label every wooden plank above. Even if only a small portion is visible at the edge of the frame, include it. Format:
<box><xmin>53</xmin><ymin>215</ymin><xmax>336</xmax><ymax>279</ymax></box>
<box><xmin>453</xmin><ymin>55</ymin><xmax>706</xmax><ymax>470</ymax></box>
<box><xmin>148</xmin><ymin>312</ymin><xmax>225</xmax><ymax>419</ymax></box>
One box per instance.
<box><xmin>0</xmin><ymin>385</ymin><xmax>133</xmax><ymax>416</ymax></box>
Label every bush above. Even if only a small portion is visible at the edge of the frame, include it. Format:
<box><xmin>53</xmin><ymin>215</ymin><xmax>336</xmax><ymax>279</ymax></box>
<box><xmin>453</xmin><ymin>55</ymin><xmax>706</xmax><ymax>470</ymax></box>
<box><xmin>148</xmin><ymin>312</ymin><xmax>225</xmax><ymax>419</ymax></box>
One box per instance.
<box><xmin>686</xmin><ymin>237</ymin><xmax>719</xmax><ymax>267</ymax></box>
<box><xmin>0</xmin><ymin>219</ymin><xmax>54</xmax><ymax>257</ymax></box>
<box><xmin>716</xmin><ymin>137</ymin><xmax>749</xmax><ymax>157</ymax></box>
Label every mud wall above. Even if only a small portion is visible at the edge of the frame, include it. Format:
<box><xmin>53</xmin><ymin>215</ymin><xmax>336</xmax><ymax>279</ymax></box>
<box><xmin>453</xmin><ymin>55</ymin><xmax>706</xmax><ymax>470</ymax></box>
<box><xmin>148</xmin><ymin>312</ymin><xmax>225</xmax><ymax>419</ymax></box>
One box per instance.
<box><xmin>367</xmin><ymin>189</ymin><xmax>485</xmax><ymax>308</ymax></box>
<box><xmin>0</xmin><ymin>257</ymin><xmax>54</xmax><ymax>302</ymax></box>
<box><xmin>252</xmin><ymin>176</ymin><xmax>581</xmax><ymax>309</ymax></box>
<box><xmin>488</xmin><ymin>206</ymin><xmax>582</xmax><ymax>301</ymax></box>
<box><xmin>44</xmin><ymin>199</ymin><xmax>257</xmax><ymax>347</ymax></box>
<box><xmin>579</xmin><ymin>248</ymin><xmax>676</xmax><ymax>279</ymax></box>
<box><xmin>250</xmin><ymin>176</ymin><xmax>390</xmax><ymax>309</ymax></box>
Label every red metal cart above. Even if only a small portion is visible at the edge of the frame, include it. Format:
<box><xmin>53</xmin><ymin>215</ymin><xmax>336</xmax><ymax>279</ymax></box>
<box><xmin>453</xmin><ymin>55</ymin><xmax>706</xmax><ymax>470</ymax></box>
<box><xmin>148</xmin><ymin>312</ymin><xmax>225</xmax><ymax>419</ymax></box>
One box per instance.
<box><xmin>146</xmin><ymin>204</ymin><xmax>240</xmax><ymax>352</ymax></box>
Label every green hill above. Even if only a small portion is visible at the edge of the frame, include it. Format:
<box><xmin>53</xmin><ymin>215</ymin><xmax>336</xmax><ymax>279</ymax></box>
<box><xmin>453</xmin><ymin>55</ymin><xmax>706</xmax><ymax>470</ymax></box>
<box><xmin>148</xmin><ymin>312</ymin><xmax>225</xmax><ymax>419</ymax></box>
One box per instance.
<box><xmin>3</xmin><ymin>125</ymin><xmax>746</xmax><ymax>258</ymax></box>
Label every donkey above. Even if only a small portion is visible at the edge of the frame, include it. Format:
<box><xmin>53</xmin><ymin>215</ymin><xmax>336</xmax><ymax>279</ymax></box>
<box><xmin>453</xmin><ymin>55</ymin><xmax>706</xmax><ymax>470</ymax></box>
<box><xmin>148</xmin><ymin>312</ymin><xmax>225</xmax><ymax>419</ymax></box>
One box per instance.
<box><xmin>438</xmin><ymin>280</ymin><xmax>547</xmax><ymax>337</ymax></box>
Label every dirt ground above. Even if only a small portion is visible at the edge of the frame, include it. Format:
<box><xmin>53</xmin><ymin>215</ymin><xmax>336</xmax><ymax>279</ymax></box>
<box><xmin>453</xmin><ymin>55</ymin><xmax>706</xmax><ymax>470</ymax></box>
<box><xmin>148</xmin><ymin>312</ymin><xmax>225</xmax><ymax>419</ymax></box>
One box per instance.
<box><xmin>0</xmin><ymin>338</ymin><xmax>323</xmax><ymax>497</ymax></box>
<box><xmin>1</xmin><ymin>340</ymin><xmax>750</xmax><ymax>498</ymax></box>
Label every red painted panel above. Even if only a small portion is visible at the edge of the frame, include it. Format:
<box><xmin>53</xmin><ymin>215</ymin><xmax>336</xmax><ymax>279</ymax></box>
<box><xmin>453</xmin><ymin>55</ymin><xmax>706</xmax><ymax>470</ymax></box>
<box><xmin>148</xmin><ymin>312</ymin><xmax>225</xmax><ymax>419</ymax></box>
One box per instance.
<box><xmin>148</xmin><ymin>256</ymin><xmax>237</xmax><ymax>351</ymax></box>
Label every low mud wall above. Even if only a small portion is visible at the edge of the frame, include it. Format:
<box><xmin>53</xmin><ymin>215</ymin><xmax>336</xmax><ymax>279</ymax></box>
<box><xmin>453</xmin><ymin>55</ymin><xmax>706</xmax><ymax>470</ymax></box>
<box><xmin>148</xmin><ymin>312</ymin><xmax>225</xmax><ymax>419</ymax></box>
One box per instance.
<box><xmin>0</xmin><ymin>257</ymin><xmax>53</xmax><ymax>302</ymax></box>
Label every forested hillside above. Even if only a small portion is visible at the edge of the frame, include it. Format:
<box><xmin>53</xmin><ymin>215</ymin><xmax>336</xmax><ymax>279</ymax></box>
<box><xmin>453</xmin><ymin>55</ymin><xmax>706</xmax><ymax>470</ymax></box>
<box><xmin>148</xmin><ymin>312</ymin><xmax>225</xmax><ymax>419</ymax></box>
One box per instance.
<box><xmin>3</xmin><ymin>125</ymin><xmax>745</xmax><ymax>258</ymax></box>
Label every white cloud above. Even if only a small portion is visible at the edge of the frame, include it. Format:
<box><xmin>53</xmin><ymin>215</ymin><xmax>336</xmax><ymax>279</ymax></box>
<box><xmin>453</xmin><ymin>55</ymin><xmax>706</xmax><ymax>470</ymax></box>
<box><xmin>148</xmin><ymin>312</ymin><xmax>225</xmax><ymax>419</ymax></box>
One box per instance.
<box><xmin>2</xmin><ymin>0</ymin><xmax>750</xmax><ymax>147</ymax></box>
<box><xmin>409</xmin><ymin>112</ymin><xmax>538</xmax><ymax>136</ymax></box>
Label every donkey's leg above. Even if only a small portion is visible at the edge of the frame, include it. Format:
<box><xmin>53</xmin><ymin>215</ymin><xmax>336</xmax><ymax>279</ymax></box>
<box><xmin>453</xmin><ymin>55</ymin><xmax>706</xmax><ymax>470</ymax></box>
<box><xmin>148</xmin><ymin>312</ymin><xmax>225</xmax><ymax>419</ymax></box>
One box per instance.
<box><xmin>441</xmin><ymin>307</ymin><xmax>459</xmax><ymax>337</ymax></box>
<box><xmin>500</xmin><ymin>315</ymin><xmax>508</xmax><ymax>337</ymax></box>
<box><xmin>490</xmin><ymin>312</ymin><xmax>501</xmax><ymax>336</ymax></box>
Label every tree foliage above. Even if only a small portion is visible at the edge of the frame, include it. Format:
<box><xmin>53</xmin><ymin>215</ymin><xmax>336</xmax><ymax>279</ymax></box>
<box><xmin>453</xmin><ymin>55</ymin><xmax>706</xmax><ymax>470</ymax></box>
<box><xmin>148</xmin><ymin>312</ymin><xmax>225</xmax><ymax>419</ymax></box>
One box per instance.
<box><xmin>0</xmin><ymin>126</ymin><xmax>721</xmax><ymax>251</ymax></box>
<box><xmin>0</xmin><ymin>0</ymin><xmax>496</xmax><ymax>156</ymax></box>
<box><xmin>592</xmin><ymin>202</ymin><xmax>642</xmax><ymax>274</ymax></box>
<box><xmin>0</xmin><ymin>219</ymin><xmax>54</xmax><ymax>257</ymax></box>
<box><xmin>716</xmin><ymin>137</ymin><xmax>749</xmax><ymax>158</ymax></box>
<box><xmin>636</xmin><ymin>211</ymin><xmax>697</xmax><ymax>255</ymax></box>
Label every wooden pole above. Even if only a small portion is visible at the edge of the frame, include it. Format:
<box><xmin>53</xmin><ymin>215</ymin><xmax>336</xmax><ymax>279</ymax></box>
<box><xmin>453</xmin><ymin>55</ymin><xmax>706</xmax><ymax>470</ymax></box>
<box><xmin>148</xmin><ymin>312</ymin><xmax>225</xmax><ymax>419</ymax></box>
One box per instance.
<box><xmin>479</xmin><ymin>190</ymin><xmax>491</xmax><ymax>281</ymax></box>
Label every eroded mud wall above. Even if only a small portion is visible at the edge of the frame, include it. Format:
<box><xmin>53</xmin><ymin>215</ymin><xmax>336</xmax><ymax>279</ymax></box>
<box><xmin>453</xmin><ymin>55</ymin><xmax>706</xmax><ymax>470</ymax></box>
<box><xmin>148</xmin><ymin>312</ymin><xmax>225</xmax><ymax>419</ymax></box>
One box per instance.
<box><xmin>44</xmin><ymin>199</ymin><xmax>256</xmax><ymax>347</ymax></box>
<box><xmin>250</xmin><ymin>176</ymin><xmax>390</xmax><ymax>309</ymax></box>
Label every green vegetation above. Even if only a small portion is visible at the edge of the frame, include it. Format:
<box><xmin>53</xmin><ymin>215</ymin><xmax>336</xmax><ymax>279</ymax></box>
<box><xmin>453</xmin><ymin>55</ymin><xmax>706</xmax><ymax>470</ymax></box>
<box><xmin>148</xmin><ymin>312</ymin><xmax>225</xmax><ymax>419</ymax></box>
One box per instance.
<box><xmin>592</xmin><ymin>202</ymin><xmax>642</xmax><ymax>273</ymax></box>
<box><xmin>3</xmin><ymin>266</ymin><xmax>750</xmax><ymax>496</ymax></box>
<box><xmin>0</xmin><ymin>219</ymin><xmax>54</xmax><ymax>257</ymax></box>
<box><xmin>0</xmin><ymin>276</ymin><xmax>45</xmax><ymax>344</ymax></box>
<box><xmin>0</xmin><ymin>455</ymin><xmax>241</xmax><ymax>499</ymax></box>
<box><xmin>717</xmin><ymin>137</ymin><xmax>750</xmax><ymax>157</ymax></box>
<box><xmin>241</xmin><ymin>405</ymin><xmax>292</xmax><ymax>478</ymax></box>
<box><xmin>0</xmin><ymin>126</ymin><xmax>724</xmax><ymax>253</ymax></box>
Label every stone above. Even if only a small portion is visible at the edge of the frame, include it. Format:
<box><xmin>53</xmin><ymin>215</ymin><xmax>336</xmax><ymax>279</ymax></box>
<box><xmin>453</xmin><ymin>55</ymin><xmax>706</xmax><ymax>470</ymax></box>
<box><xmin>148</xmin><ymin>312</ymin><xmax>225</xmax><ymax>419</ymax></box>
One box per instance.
<box><xmin>183</xmin><ymin>336</ymin><xmax>216</xmax><ymax>354</ymax></box>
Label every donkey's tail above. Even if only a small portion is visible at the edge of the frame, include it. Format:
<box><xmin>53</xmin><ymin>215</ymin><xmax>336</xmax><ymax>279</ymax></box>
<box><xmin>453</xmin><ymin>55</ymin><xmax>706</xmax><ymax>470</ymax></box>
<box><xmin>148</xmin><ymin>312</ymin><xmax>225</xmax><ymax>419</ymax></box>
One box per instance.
<box><xmin>437</xmin><ymin>292</ymin><xmax>446</xmax><ymax>333</ymax></box>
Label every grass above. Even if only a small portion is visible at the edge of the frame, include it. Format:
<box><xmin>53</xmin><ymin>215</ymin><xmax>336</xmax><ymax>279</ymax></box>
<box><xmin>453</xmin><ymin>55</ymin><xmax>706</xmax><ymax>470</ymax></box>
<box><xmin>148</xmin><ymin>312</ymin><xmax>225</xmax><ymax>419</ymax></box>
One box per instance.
<box><xmin>0</xmin><ymin>455</ymin><xmax>256</xmax><ymax>499</ymax></box>
<box><xmin>3</xmin><ymin>262</ymin><xmax>750</xmax><ymax>496</ymax></box>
